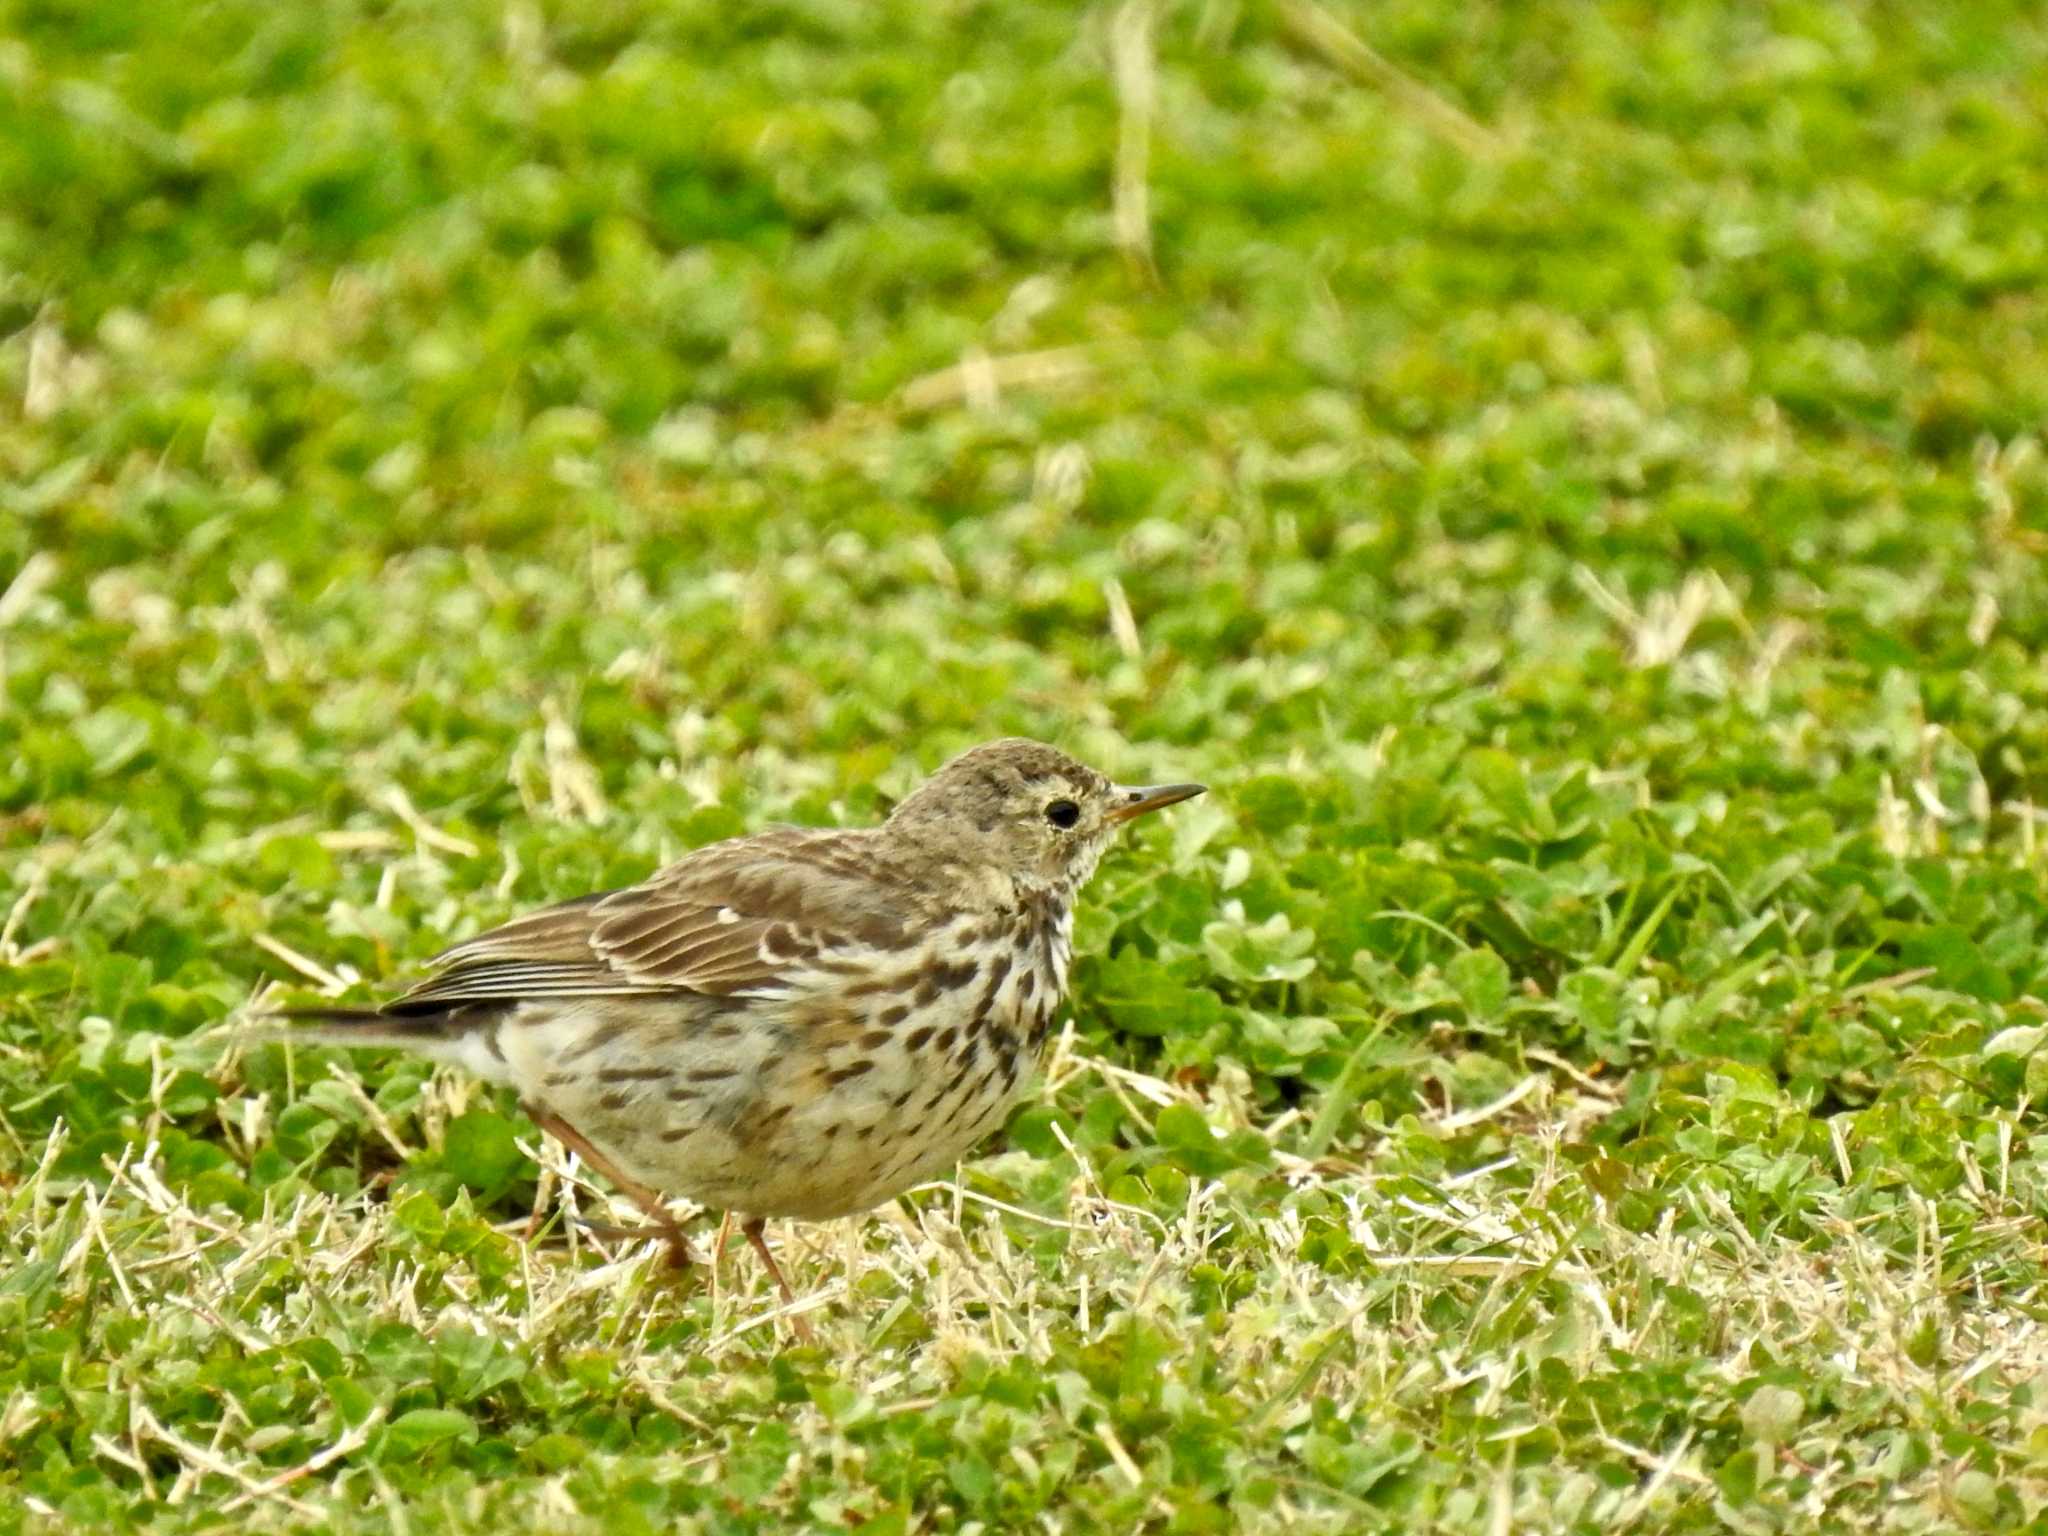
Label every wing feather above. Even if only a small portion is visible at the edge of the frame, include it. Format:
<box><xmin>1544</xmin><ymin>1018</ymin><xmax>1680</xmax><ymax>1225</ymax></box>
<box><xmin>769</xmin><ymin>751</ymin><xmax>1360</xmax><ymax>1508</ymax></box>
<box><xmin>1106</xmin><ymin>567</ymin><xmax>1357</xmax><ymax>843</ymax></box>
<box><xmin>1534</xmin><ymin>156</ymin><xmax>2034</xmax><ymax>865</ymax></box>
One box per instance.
<box><xmin>385</xmin><ymin>826</ymin><xmax>917</xmax><ymax>1013</ymax></box>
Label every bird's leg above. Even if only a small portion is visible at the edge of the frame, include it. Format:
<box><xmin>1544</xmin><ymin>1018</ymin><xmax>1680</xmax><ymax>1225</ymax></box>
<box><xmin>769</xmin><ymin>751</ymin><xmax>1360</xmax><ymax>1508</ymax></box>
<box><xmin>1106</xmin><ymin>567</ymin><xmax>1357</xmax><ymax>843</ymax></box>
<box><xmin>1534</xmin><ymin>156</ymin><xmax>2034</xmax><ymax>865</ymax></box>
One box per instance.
<box><xmin>522</xmin><ymin>1101</ymin><xmax>696</xmax><ymax>1268</ymax></box>
<box><xmin>741</xmin><ymin>1217</ymin><xmax>814</xmax><ymax>1342</ymax></box>
<box><xmin>740</xmin><ymin>1217</ymin><xmax>793</xmax><ymax>1301</ymax></box>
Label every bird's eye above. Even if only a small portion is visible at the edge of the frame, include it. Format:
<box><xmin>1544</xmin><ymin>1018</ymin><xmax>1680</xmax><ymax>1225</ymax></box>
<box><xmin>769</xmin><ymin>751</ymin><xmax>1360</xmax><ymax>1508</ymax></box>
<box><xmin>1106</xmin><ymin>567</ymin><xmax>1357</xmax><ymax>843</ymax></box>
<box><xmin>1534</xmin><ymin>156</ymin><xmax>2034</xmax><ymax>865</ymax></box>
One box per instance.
<box><xmin>1045</xmin><ymin>799</ymin><xmax>1081</xmax><ymax>829</ymax></box>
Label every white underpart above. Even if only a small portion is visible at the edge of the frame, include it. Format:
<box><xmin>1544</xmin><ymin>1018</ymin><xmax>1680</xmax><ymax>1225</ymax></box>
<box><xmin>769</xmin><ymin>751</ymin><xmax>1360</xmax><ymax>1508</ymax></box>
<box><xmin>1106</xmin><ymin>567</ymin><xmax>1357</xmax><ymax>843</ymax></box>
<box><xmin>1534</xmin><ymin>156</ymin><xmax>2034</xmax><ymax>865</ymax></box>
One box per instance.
<box><xmin>440</xmin><ymin>1028</ymin><xmax>521</xmax><ymax>1086</ymax></box>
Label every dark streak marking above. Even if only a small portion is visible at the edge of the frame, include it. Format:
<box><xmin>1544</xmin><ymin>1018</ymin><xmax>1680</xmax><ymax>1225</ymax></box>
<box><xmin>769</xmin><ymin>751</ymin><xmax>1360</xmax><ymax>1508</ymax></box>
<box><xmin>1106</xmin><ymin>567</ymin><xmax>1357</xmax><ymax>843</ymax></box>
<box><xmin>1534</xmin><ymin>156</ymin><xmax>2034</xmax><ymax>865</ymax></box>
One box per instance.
<box><xmin>934</xmin><ymin>958</ymin><xmax>980</xmax><ymax>992</ymax></box>
<box><xmin>968</xmin><ymin>951</ymin><xmax>1013</xmax><ymax>1030</ymax></box>
<box><xmin>561</xmin><ymin>1021</ymin><xmax>630</xmax><ymax>1063</ymax></box>
<box><xmin>596</xmin><ymin>1066</ymin><xmax>670</xmax><ymax>1084</ymax></box>
<box><xmin>1029</xmin><ymin>1005</ymin><xmax>1055</xmax><ymax>1046</ymax></box>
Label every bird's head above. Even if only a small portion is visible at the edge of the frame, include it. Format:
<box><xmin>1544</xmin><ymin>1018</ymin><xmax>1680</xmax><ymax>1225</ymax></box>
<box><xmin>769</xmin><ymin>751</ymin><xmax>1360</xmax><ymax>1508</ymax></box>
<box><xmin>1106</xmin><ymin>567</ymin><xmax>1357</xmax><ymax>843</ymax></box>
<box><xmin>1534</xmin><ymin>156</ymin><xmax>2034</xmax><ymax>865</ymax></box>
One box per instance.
<box><xmin>887</xmin><ymin>737</ymin><xmax>1205</xmax><ymax>897</ymax></box>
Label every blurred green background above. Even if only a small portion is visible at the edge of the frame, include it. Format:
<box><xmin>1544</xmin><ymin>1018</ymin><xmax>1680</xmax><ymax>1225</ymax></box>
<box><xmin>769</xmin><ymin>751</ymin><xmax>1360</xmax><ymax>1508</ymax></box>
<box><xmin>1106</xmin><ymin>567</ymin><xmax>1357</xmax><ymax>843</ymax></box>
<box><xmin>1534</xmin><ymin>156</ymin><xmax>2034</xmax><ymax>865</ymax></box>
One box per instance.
<box><xmin>5</xmin><ymin>1</ymin><xmax>2048</xmax><ymax>1530</ymax></box>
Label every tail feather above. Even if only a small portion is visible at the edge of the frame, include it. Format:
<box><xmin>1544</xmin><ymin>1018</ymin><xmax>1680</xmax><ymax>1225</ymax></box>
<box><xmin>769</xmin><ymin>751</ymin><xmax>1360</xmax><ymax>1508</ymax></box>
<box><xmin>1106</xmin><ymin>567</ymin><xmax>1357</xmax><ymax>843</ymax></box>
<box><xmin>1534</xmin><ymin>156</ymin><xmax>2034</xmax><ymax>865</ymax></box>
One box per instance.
<box><xmin>275</xmin><ymin>1004</ymin><xmax>407</xmax><ymax>1026</ymax></box>
<box><xmin>255</xmin><ymin>1003</ymin><xmax>516</xmax><ymax>1085</ymax></box>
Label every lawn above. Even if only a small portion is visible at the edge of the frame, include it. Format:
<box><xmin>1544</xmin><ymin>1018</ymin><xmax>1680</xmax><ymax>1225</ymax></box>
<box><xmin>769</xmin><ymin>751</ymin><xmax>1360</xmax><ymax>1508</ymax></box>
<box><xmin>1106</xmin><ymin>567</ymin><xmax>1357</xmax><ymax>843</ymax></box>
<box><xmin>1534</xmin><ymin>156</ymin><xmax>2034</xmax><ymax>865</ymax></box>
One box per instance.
<box><xmin>5</xmin><ymin>0</ymin><xmax>2048</xmax><ymax>1529</ymax></box>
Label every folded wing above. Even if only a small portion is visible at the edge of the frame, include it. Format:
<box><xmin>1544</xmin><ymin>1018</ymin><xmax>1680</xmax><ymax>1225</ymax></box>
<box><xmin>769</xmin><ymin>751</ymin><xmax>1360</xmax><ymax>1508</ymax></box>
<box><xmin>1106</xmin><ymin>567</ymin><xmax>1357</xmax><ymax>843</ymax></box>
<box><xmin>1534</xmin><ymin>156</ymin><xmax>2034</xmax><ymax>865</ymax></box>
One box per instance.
<box><xmin>384</xmin><ymin>826</ymin><xmax>912</xmax><ymax>1014</ymax></box>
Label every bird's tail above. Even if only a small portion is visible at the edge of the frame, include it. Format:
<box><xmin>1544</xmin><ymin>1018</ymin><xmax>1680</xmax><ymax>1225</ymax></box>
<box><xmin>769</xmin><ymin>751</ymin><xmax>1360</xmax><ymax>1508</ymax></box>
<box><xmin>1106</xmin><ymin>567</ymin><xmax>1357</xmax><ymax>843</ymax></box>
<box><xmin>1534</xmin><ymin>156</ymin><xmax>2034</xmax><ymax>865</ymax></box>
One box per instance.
<box><xmin>263</xmin><ymin>1005</ymin><xmax>449</xmax><ymax>1050</ymax></box>
<box><xmin>251</xmin><ymin>1004</ymin><xmax>515</xmax><ymax>1084</ymax></box>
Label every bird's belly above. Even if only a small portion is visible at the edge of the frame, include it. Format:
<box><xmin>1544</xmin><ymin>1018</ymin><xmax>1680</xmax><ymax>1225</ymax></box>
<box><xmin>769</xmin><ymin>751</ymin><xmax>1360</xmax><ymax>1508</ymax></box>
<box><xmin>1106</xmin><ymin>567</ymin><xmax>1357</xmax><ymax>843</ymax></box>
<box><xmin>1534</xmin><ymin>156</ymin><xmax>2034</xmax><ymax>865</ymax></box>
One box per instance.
<box><xmin>658</xmin><ymin>1044</ymin><xmax>1033</xmax><ymax>1220</ymax></box>
<box><xmin>500</xmin><ymin>961</ymin><xmax>1056</xmax><ymax>1220</ymax></box>
<box><xmin>599</xmin><ymin>1020</ymin><xmax>1038</xmax><ymax>1219</ymax></box>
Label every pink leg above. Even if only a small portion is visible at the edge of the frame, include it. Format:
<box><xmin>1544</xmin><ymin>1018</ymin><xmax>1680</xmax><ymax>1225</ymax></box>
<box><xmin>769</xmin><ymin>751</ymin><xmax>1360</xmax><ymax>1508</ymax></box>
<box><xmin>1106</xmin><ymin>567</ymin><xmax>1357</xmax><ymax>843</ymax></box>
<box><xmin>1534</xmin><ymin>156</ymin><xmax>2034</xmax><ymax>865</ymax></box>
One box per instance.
<box><xmin>524</xmin><ymin>1101</ymin><xmax>696</xmax><ymax>1268</ymax></box>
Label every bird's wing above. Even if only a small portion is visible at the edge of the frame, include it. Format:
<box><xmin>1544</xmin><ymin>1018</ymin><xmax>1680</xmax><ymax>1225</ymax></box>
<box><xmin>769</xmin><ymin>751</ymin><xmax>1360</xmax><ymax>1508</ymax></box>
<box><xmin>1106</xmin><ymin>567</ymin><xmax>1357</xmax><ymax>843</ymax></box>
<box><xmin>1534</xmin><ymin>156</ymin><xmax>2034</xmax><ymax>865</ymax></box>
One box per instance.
<box><xmin>384</xmin><ymin>827</ymin><xmax>916</xmax><ymax>1013</ymax></box>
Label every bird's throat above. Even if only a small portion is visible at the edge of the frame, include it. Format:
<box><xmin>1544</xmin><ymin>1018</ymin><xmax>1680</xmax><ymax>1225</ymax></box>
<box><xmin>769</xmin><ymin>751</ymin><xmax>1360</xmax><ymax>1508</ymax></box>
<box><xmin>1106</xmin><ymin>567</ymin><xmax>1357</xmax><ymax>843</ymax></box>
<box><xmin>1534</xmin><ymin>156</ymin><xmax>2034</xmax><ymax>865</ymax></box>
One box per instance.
<box><xmin>1018</xmin><ymin>885</ymin><xmax>1075</xmax><ymax>1006</ymax></box>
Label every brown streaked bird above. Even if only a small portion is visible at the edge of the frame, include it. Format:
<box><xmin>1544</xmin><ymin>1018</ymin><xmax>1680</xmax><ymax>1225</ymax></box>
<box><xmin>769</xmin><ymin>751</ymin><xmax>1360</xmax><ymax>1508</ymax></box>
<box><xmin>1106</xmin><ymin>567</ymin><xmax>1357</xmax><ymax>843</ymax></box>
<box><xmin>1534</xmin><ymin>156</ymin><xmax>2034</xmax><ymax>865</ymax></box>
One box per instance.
<box><xmin>280</xmin><ymin>738</ymin><xmax>1204</xmax><ymax>1303</ymax></box>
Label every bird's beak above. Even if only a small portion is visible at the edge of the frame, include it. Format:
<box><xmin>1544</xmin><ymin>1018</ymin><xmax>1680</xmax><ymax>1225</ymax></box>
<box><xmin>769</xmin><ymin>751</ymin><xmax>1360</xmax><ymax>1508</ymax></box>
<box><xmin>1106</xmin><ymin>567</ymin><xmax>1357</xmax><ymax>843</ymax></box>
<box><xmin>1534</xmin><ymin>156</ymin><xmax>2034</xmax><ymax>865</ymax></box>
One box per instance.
<box><xmin>1106</xmin><ymin>782</ymin><xmax>1208</xmax><ymax>824</ymax></box>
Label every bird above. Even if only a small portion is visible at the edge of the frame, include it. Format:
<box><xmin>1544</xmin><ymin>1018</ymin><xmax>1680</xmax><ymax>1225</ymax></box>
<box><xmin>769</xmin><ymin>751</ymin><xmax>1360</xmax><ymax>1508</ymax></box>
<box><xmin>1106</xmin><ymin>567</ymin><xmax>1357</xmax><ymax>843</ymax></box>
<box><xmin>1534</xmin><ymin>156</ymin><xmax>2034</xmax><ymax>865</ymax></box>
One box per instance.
<box><xmin>276</xmin><ymin>738</ymin><xmax>1205</xmax><ymax>1305</ymax></box>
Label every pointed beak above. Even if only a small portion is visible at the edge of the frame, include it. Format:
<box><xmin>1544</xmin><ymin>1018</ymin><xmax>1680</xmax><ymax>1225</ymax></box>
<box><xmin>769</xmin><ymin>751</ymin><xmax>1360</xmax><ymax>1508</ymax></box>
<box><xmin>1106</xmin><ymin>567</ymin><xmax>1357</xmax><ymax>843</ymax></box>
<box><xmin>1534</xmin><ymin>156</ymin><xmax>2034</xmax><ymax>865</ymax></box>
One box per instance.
<box><xmin>1106</xmin><ymin>781</ymin><xmax>1208</xmax><ymax>824</ymax></box>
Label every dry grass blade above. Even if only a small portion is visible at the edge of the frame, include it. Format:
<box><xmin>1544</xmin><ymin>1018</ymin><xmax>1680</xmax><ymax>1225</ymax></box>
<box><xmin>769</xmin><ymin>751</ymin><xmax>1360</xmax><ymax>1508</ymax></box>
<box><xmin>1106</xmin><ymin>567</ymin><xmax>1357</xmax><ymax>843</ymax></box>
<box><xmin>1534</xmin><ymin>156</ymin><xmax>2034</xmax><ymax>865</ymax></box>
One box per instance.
<box><xmin>539</xmin><ymin>700</ymin><xmax>609</xmax><ymax>826</ymax></box>
<box><xmin>898</xmin><ymin>345</ymin><xmax>1101</xmax><ymax>412</ymax></box>
<box><xmin>127</xmin><ymin>1399</ymin><xmax>322</xmax><ymax>1519</ymax></box>
<box><xmin>217</xmin><ymin>1406</ymin><xmax>388</xmax><ymax>1515</ymax></box>
<box><xmin>0</xmin><ymin>549</ymin><xmax>59</xmax><ymax>627</ymax></box>
<box><xmin>381</xmin><ymin>785</ymin><xmax>480</xmax><ymax>857</ymax></box>
<box><xmin>1274</xmin><ymin>0</ymin><xmax>1503</xmax><ymax>159</ymax></box>
<box><xmin>1110</xmin><ymin>0</ymin><xmax>1160</xmax><ymax>278</ymax></box>
<box><xmin>251</xmin><ymin>933</ymin><xmax>350</xmax><ymax>994</ymax></box>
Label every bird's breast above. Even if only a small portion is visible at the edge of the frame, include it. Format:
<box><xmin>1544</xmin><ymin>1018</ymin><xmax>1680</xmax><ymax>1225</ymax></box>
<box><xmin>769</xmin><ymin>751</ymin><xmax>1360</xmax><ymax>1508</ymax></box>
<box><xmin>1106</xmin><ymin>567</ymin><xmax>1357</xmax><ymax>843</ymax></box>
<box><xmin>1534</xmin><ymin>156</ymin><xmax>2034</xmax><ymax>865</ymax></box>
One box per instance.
<box><xmin>792</xmin><ymin>905</ymin><xmax>1068</xmax><ymax>1065</ymax></box>
<box><xmin>721</xmin><ymin>908</ymin><xmax>1067</xmax><ymax>1213</ymax></box>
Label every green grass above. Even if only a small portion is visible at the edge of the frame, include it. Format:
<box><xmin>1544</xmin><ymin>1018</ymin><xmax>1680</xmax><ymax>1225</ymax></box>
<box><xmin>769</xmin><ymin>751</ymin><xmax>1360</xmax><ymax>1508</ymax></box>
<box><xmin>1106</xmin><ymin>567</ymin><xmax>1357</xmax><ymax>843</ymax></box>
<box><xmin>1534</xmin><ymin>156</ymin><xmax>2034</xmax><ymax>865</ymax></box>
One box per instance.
<box><xmin>6</xmin><ymin>0</ymin><xmax>2048</xmax><ymax>1528</ymax></box>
